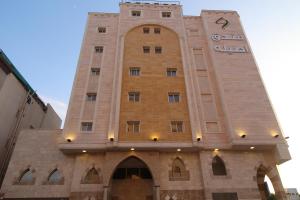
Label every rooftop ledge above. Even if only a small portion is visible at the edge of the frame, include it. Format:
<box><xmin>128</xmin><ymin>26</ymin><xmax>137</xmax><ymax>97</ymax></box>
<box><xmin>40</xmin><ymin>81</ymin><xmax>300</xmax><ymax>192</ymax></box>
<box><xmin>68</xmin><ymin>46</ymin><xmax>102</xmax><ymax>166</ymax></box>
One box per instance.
<box><xmin>120</xmin><ymin>0</ymin><xmax>181</xmax><ymax>5</ymax></box>
<box><xmin>58</xmin><ymin>140</ymin><xmax>281</xmax><ymax>154</ymax></box>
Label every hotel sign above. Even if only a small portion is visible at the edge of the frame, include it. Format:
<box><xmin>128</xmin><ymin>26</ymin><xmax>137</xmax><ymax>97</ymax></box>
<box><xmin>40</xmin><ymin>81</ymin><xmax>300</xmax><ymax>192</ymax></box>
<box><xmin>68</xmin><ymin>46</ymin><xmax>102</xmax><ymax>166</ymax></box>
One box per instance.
<box><xmin>211</xmin><ymin>33</ymin><xmax>247</xmax><ymax>53</ymax></box>
<box><xmin>214</xmin><ymin>45</ymin><xmax>247</xmax><ymax>53</ymax></box>
<box><xmin>211</xmin><ymin>34</ymin><xmax>243</xmax><ymax>41</ymax></box>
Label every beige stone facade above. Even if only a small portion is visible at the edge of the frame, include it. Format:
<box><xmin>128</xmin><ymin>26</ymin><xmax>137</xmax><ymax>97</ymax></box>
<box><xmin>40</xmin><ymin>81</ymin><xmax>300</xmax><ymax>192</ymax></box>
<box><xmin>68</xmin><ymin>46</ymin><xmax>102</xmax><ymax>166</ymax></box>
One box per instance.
<box><xmin>0</xmin><ymin>1</ymin><xmax>291</xmax><ymax>200</ymax></box>
<box><xmin>0</xmin><ymin>50</ymin><xmax>62</xmax><ymax>187</ymax></box>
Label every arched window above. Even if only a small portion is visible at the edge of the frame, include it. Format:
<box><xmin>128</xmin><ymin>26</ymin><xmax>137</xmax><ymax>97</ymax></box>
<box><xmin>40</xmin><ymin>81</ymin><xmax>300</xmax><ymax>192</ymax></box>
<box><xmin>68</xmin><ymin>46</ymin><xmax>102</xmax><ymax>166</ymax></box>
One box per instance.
<box><xmin>212</xmin><ymin>156</ymin><xmax>227</xmax><ymax>176</ymax></box>
<box><xmin>83</xmin><ymin>167</ymin><xmax>100</xmax><ymax>184</ymax></box>
<box><xmin>19</xmin><ymin>168</ymin><xmax>33</xmax><ymax>184</ymax></box>
<box><xmin>48</xmin><ymin>169</ymin><xmax>63</xmax><ymax>184</ymax></box>
<box><xmin>172</xmin><ymin>158</ymin><xmax>185</xmax><ymax>177</ymax></box>
<box><xmin>169</xmin><ymin>157</ymin><xmax>190</xmax><ymax>181</ymax></box>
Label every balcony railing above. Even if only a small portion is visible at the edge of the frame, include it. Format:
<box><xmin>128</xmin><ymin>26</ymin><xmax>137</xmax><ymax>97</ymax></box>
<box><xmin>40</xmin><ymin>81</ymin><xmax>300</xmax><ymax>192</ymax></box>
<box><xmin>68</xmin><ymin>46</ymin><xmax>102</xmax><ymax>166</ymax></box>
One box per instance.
<box><xmin>120</xmin><ymin>0</ymin><xmax>181</xmax><ymax>5</ymax></box>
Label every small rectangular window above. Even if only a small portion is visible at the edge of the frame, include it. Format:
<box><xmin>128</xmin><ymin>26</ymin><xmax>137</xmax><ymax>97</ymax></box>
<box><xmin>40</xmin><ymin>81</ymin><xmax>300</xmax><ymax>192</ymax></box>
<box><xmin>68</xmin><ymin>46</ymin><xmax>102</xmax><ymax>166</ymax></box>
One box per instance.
<box><xmin>167</xmin><ymin>68</ymin><xmax>177</xmax><ymax>77</ymax></box>
<box><xmin>155</xmin><ymin>46</ymin><xmax>162</xmax><ymax>54</ymax></box>
<box><xmin>131</xmin><ymin>10</ymin><xmax>141</xmax><ymax>16</ymax></box>
<box><xmin>91</xmin><ymin>68</ymin><xmax>100</xmax><ymax>76</ymax></box>
<box><xmin>129</xmin><ymin>67</ymin><xmax>140</xmax><ymax>76</ymax></box>
<box><xmin>86</xmin><ymin>93</ymin><xmax>97</xmax><ymax>101</ymax></box>
<box><xmin>128</xmin><ymin>92</ymin><xmax>140</xmax><ymax>102</ymax></box>
<box><xmin>162</xmin><ymin>12</ymin><xmax>171</xmax><ymax>18</ymax></box>
<box><xmin>127</xmin><ymin>121</ymin><xmax>140</xmax><ymax>133</ymax></box>
<box><xmin>143</xmin><ymin>46</ymin><xmax>150</xmax><ymax>54</ymax></box>
<box><xmin>98</xmin><ymin>27</ymin><xmax>106</xmax><ymax>33</ymax></box>
<box><xmin>95</xmin><ymin>46</ymin><xmax>103</xmax><ymax>53</ymax></box>
<box><xmin>171</xmin><ymin>121</ymin><xmax>183</xmax><ymax>133</ymax></box>
<box><xmin>81</xmin><ymin>122</ymin><xmax>93</xmax><ymax>132</ymax></box>
<box><xmin>168</xmin><ymin>93</ymin><xmax>180</xmax><ymax>103</ymax></box>
<box><xmin>143</xmin><ymin>27</ymin><xmax>150</xmax><ymax>34</ymax></box>
<box><xmin>154</xmin><ymin>28</ymin><xmax>161</xmax><ymax>34</ymax></box>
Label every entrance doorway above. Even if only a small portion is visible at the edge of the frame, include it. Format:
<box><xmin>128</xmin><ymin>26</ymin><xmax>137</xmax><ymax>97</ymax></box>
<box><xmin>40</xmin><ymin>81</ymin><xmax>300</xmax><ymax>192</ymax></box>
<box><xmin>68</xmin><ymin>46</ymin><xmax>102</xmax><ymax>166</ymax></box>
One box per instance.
<box><xmin>111</xmin><ymin>156</ymin><xmax>153</xmax><ymax>200</ymax></box>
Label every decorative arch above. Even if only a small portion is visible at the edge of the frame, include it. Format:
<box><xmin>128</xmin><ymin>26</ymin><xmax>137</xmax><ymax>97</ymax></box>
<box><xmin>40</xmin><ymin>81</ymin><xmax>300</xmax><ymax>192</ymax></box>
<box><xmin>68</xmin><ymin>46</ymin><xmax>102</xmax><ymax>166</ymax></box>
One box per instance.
<box><xmin>14</xmin><ymin>167</ymin><xmax>35</xmax><ymax>185</ymax></box>
<box><xmin>110</xmin><ymin>156</ymin><xmax>154</xmax><ymax>200</ymax></box>
<box><xmin>123</xmin><ymin>22</ymin><xmax>181</xmax><ymax>39</ymax></box>
<box><xmin>81</xmin><ymin>166</ymin><xmax>102</xmax><ymax>184</ymax></box>
<box><xmin>46</xmin><ymin>168</ymin><xmax>64</xmax><ymax>185</ymax></box>
<box><xmin>255</xmin><ymin>164</ymin><xmax>287</xmax><ymax>200</ymax></box>
<box><xmin>169</xmin><ymin>157</ymin><xmax>190</xmax><ymax>181</ymax></box>
<box><xmin>212</xmin><ymin>155</ymin><xmax>227</xmax><ymax>176</ymax></box>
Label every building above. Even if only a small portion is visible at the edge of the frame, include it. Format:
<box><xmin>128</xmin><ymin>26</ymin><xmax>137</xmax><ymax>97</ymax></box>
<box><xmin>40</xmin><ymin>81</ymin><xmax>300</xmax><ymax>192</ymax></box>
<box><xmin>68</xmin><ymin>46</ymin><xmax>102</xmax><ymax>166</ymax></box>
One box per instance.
<box><xmin>0</xmin><ymin>49</ymin><xmax>62</xmax><ymax>187</ymax></box>
<box><xmin>0</xmin><ymin>1</ymin><xmax>291</xmax><ymax>200</ymax></box>
<box><xmin>286</xmin><ymin>189</ymin><xmax>300</xmax><ymax>200</ymax></box>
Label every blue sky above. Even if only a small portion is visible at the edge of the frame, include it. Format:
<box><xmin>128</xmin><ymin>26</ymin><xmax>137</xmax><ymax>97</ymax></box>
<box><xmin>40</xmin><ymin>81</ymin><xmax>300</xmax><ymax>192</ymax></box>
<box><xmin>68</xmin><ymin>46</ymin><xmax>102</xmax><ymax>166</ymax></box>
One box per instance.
<box><xmin>1</xmin><ymin>0</ymin><xmax>300</xmax><ymax>191</ymax></box>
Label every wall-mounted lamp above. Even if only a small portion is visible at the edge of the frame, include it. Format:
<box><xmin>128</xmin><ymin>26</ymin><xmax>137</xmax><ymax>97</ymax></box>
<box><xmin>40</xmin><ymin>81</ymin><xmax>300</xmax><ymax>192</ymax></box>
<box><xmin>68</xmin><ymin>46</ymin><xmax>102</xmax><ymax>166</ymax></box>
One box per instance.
<box><xmin>153</xmin><ymin>137</ymin><xmax>158</xmax><ymax>142</ymax></box>
<box><xmin>197</xmin><ymin>137</ymin><xmax>201</xmax><ymax>142</ymax></box>
<box><xmin>82</xmin><ymin>150</ymin><xmax>87</xmax><ymax>153</ymax></box>
<box><xmin>177</xmin><ymin>148</ymin><xmax>181</xmax><ymax>152</ymax></box>
<box><xmin>214</xmin><ymin>148</ymin><xmax>219</xmax><ymax>152</ymax></box>
<box><xmin>250</xmin><ymin>146</ymin><xmax>255</xmax><ymax>150</ymax></box>
<box><xmin>130</xmin><ymin>147</ymin><xmax>135</xmax><ymax>151</ymax></box>
<box><xmin>240</xmin><ymin>134</ymin><xmax>246</xmax><ymax>138</ymax></box>
<box><xmin>67</xmin><ymin>138</ymin><xmax>72</xmax><ymax>143</ymax></box>
<box><xmin>110</xmin><ymin>137</ymin><xmax>114</xmax><ymax>142</ymax></box>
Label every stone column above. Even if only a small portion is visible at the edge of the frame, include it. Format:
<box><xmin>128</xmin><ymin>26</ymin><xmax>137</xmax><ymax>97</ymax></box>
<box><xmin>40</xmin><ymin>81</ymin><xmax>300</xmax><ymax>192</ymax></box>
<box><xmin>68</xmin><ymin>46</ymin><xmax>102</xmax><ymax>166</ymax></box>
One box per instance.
<box><xmin>103</xmin><ymin>185</ymin><xmax>110</xmax><ymax>200</ymax></box>
<box><xmin>153</xmin><ymin>185</ymin><xmax>160</xmax><ymax>200</ymax></box>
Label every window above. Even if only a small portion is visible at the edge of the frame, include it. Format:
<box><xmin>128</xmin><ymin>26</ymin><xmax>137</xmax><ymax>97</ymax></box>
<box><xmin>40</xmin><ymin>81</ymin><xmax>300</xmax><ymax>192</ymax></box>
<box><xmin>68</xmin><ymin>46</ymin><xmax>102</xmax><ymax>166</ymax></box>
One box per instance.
<box><xmin>131</xmin><ymin>10</ymin><xmax>141</xmax><ymax>16</ymax></box>
<box><xmin>212</xmin><ymin>193</ymin><xmax>238</xmax><ymax>200</ymax></box>
<box><xmin>98</xmin><ymin>27</ymin><xmax>106</xmax><ymax>33</ymax></box>
<box><xmin>162</xmin><ymin>11</ymin><xmax>171</xmax><ymax>18</ymax></box>
<box><xmin>82</xmin><ymin>167</ymin><xmax>100</xmax><ymax>184</ymax></box>
<box><xmin>143</xmin><ymin>46</ymin><xmax>150</xmax><ymax>53</ymax></box>
<box><xmin>128</xmin><ymin>92</ymin><xmax>140</xmax><ymax>102</ymax></box>
<box><xmin>168</xmin><ymin>93</ymin><xmax>180</xmax><ymax>103</ymax></box>
<box><xmin>171</xmin><ymin>121</ymin><xmax>183</xmax><ymax>133</ymax></box>
<box><xmin>19</xmin><ymin>169</ymin><xmax>33</xmax><ymax>184</ymax></box>
<box><xmin>86</xmin><ymin>93</ymin><xmax>97</xmax><ymax>101</ymax></box>
<box><xmin>48</xmin><ymin>169</ymin><xmax>63</xmax><ymax>184</ymax></box>
<box><xmin>81</xmin><ymin>122</ymin><xmax>93</xmax><ymax>132</ymax></box>
<box><xmin>129</xmin><ymin>67</ymin><xmax>140</xmax><ymax>76</ymax></box>
<box><xmin>169</xmin><ymin>157</ymin><xmax>190</xmax><ymax>181</ymax></box>
<box><xmin>143</xmin><ymin>27</ymin><xmax>150</xmax><ymax>34</ymax></box>
<box><xmin>95</xmin><ymin>46</ymin><xmax>103</xmax><ymax>53</ymax></box>
<box><xmin>167</xmin><ymin>68</ymin><xmax>177</xmax><ymax>77</ymax></box>
<box><xmin>91</xmin><ymin>68</ymin><xmax>100</xmax><ymax>76</ymax></box>
<box><xmin>127</xmin><ymin>121</ymin><xmax>140</xmax><ymax>133</ymax></box>
<box><xmin>155</xmin><ymin>46</ymin><xmax>162</xmax><ymax>54</ymax></box>
<box><xmin>212</xmin><ymin>156</ymin><xmax>227</xmax><ymax>176</ymax></box>
<box><xmin>154</xmin><ymin>27</ymin><xmax>161</xmax><ymax>34</ymax></box>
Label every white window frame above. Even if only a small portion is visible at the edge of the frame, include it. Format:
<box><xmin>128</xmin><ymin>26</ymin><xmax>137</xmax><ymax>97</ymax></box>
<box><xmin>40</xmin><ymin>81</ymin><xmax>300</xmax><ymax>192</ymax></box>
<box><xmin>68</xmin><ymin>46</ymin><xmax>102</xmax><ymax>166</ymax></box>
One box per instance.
<box><xmin>127</xmin><ymin>121</ymin><xmax>140</xmax><ymax>133</ymax></box>
<box><xmin>143</xmin><ymin>46</ymin><xmax>150</xmax><ymax>54</ymax></box>
<box><xmin>161</xmin><ymin>11</ymin><xmax>172</xmax><ymax>18</ymax></box>
<box><xmin>81</xmin><ymin>122</ymin><xmax>93</xmax><ymax>132</ymax></box>
<box><xmin>143</xmin><ymin>27</ymin><xmax>150</xmax><ymax>34</ymax></box>
<box><xmin>170</xmin><ymin>121</ymin><xmax>184</xmax><ymax>133</ymax></box>
<box><xmin>131</xmin><ymin>10</ymin><xmax>142</xmax><ymax>17</ymax></box>
<box><xmin>129</xmin><ymin>67</ymin><xmax>140</xmax><ymax>76</ymax></box>
<box><xmin>98</xmin><ymin>27</ymin><xmax>106</xmax><ymax>33</ymax></box>
<box><xmin>155</xmin><ymin>46</ymin><xmax>162</xmax><ymax>54</ymax></box>
<box><xmin>168</xmin><ymin>92</ymin><xmax>180</xmax><ymax>103</ymax></box>
<box><xmin>167</xmin><ymin>68</ymin><xmax>177</xmax><ymax>77</ymax></box>
<box><xmin>91</xmin><ymin>68</ymin><xmax>100</xmax><ymax>76</ymax></box>
<box><xmin>95</xmin><ymin>46</ymin><xmax>103</xmax><ymax>53</ymax></box>
<box><xmin>86</xmin><ymin>93</ymin><xmax>97</xmax><ymax>101</ymax></box>
<box><xmin>128</xmin><ymin>92</ymin><xmax>140</xmax><ymax>102</ymax></box>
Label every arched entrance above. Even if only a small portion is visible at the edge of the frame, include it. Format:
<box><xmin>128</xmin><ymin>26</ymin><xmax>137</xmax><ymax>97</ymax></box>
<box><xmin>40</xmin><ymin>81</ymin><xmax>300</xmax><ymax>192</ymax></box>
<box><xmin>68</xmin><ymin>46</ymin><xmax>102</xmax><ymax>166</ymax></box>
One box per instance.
<box><xmin>256</xmin><ymin>165</ymin><xmax>287</xmax><ymax>200</ymax></box>
<box><xmin>110</xmin><ymin>156</ymin><xmax>154</xmax><ymax>200</ymax></box>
